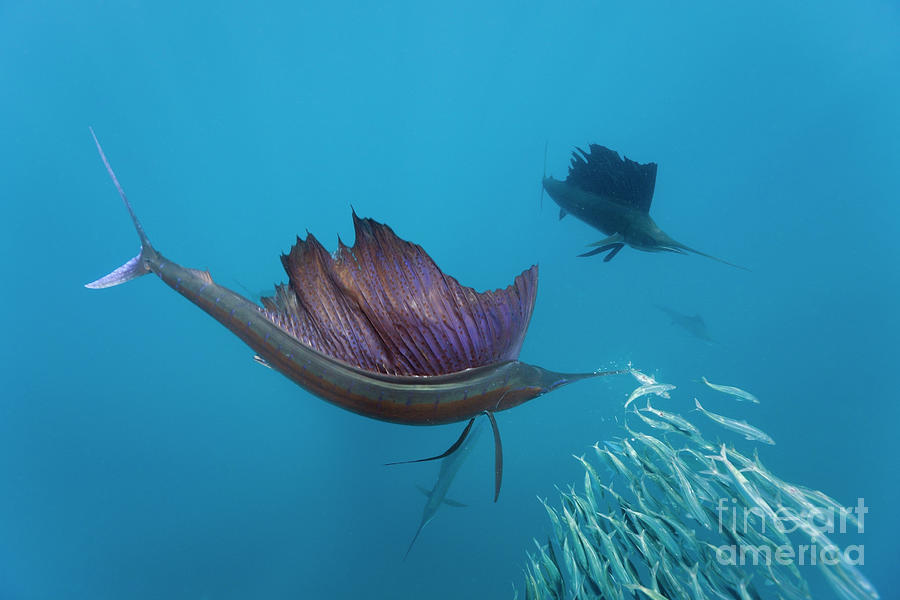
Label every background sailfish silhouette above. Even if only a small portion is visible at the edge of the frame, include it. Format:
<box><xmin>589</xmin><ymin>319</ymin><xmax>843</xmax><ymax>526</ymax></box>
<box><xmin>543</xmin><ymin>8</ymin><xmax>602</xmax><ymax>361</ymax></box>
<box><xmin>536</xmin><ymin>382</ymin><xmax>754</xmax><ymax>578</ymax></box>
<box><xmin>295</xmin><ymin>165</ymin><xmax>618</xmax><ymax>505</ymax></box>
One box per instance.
<box><xmin>85</xmin><ymin>130</ymin><xmax>624</xmax><ymax>501</ymax></box>
<box><xmin>405</xmin><ymin>417</ymin><xmax>486</xmax><ymax>558</ymax></box>
<box><xmin>543</xmin><ymin>144</ymin><xmax>748</xmax><ymax>270</ymax></box>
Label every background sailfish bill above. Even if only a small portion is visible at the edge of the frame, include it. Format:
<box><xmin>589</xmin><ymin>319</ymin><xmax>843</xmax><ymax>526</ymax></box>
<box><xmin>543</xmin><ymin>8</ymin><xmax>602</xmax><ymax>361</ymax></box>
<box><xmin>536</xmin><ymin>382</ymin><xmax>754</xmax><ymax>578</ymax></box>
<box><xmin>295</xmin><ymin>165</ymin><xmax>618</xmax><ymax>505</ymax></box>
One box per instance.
<box><xmin>85</xmin><ymin>130</ymin><xmax>623</xmax><ymax>503</ymax></box>
<box><xmin>543</xmin><ymin>144</ymin><xmax>748</xmax><ymax>270</ymax></box>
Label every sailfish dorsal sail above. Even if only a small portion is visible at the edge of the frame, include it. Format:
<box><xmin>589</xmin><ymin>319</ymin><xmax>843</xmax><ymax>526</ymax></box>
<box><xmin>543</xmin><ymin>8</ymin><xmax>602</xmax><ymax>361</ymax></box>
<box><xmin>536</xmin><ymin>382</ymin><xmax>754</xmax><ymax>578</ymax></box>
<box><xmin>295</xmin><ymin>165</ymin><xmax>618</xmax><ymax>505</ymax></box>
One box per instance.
<box><xmin>261</xmin><ymin>213</ymin><xmax>538</xmax><ymax>376</ymax></box>
<box><xmin>567</xmin><ymin>144</ymin><xmax>658</xmax><ymax>213</ymax></box>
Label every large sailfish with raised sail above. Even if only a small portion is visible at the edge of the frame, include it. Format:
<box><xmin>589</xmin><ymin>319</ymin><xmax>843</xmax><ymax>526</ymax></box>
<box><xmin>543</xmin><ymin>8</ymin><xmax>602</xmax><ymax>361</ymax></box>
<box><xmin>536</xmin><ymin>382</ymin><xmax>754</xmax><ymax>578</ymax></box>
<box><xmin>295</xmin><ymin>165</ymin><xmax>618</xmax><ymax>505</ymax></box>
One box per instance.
<box><xmin>543</xmin><ymin>143</ymin><xmax>747</xmax><ymax>270</ymax></box>
<box><xmin>85</xmin><ymin>130</ymin><xmax>623</xmax><ymax>501</ymax></box>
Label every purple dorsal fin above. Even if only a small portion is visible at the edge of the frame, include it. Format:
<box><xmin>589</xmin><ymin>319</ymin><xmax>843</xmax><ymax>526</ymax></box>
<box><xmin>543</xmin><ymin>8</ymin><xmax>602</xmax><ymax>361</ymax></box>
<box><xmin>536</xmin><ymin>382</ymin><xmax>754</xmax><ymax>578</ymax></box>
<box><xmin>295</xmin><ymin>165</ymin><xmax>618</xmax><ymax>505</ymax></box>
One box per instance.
<box><xmin>262</xmin><ymin>214</ymin><xmax>538</xmax><ymax>376</ymax></box>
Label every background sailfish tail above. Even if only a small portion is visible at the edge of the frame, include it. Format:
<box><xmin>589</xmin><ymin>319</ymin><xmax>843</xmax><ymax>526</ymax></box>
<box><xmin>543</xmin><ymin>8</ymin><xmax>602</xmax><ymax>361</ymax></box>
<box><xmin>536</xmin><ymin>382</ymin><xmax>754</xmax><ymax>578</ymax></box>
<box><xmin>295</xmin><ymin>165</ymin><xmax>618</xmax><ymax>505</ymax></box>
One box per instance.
<box><xmin>85</xmin><ymin>127</ymin><xmax>157</xmax><ymax>289</ymax></box>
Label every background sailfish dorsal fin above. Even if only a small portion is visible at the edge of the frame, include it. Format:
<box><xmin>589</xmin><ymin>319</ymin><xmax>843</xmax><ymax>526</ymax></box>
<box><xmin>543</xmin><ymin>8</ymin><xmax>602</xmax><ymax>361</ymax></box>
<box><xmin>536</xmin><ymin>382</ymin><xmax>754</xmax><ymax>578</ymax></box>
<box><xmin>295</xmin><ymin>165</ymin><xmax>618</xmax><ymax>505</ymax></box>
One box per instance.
<box><xmin>566</xmin><ymin>144</ymin><xmax>658</xmax><ymax>212</ymax></box>
<box><xmin>261</xmin><ymin>213</ymin><xmax>538</xmax><ymax>377</ymax></box>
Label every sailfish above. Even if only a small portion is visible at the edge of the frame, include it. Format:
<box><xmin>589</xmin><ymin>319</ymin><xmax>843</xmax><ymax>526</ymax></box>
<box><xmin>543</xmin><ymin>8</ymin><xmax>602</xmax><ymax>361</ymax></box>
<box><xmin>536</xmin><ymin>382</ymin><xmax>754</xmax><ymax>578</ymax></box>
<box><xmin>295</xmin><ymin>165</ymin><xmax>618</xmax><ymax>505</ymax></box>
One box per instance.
<box><xmin>405</xmin><ymin>416</ymin><xmax>486</xmax><ymax>558</ymax></box>
<box><xmin>654</xmin><ymin>304</ymin><xmax>715</xmax><ymax>344</ymax></box>
<box><xmin>542</xmin><ymin>144</ymin><xmax>747</xmax><ymax>269</ymax></box>
<box><xmin>85</xmin><ymin>130</ymin><xmax>623</xmax><ymax>501</ymax></box>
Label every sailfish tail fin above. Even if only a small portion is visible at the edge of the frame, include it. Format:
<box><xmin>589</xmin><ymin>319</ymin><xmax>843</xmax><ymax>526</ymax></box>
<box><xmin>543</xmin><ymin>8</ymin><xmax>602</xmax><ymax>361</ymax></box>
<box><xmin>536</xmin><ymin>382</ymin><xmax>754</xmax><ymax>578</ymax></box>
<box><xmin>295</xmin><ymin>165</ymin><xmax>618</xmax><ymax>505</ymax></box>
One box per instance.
<box><xmin>85</xmin><ymin>127</ymin><xmax>156</xmax><ymax>289</ymax></box>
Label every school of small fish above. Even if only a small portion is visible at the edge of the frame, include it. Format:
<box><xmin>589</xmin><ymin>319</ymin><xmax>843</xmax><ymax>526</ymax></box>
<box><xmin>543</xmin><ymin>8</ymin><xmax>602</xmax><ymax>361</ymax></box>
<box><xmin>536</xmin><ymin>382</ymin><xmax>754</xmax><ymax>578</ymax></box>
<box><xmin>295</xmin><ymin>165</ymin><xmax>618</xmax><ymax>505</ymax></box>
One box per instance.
<box><xmin>514</xmin><ymin>376</ymin><xmax>879</xmax><ymax>600</ymax></box>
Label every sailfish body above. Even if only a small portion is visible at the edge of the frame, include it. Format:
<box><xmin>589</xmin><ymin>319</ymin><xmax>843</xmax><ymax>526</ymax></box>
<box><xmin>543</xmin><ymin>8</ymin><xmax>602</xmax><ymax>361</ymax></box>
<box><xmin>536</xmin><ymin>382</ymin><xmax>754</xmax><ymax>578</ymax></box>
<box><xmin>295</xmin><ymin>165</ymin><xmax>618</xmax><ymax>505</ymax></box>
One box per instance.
<box><xmin>543</xmin><ymin>144</ymin><xmax>746</xmax><ymax>269</ymax></box>
<box><xmin>85</xmin><ymin>131</ymin><xmax>621</xmax><ymax>499</ymax></box>
<box><xmin>406</xmin><ymin>417</ymin><xmax>485</xmax><ymax>557</ymax></box>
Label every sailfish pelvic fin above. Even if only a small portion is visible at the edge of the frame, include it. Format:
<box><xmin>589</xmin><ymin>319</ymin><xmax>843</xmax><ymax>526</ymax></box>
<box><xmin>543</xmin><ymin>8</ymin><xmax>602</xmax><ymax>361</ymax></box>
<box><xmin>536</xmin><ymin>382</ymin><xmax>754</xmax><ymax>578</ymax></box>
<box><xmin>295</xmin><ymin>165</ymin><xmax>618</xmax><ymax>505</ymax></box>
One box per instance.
<box><xmin>484</xmin><ymin>410</ymin><xmax>503</xmax><ymax>503</ymax></box>
<box><xmin>384</xmin><ymin>418</ymin><xmax>476</xmax><ymax>466</ymax></box>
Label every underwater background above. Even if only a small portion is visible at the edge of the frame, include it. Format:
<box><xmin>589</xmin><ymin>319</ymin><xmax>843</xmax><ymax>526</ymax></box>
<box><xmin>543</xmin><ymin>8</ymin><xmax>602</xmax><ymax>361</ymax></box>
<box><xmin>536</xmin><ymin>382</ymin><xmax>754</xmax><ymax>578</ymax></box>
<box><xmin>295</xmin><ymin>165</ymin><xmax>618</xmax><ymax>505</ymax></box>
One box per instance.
<box><xmin>2</xmin><ymin>0</ymin><xmax>898</xmax><ymax>598</ymax></box>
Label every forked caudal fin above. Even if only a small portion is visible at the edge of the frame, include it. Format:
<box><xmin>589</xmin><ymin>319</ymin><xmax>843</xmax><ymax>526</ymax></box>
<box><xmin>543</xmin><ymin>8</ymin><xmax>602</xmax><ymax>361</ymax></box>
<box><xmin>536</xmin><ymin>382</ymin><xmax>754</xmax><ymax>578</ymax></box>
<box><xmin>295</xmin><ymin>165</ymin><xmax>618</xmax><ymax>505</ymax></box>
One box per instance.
<box><xmin>85</xmin><ymin>127</ymin><xmax>156</xmax><ymax>289</ymax></box>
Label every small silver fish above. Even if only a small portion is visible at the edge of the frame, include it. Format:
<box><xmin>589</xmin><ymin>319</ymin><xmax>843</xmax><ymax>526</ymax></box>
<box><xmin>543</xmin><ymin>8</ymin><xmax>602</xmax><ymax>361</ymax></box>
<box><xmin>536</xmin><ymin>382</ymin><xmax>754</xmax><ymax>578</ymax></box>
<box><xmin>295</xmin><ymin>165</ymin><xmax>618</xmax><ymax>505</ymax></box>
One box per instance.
<box><xmin>593</xmin><ymin>524</ymin><xmax>635</xmax><ymax>587</ymax></box>
<box><xmin>622</xmin><ymin>507</ymin><xmax>680</xmax><ymax>559</ymax></box>
<box><xmin>625</xmin><ymin>382</ymin><xmax>676</xmax><ymax>409</ymax></box>
<box><xmin>694</xmin><ymin>398</ymin><xmax>775</xmax><ymax>445</ymax></box>
<box><xmin>669</xmin><ymin>456</ymin><xmax>712</xmax><ymax>529</ymax></box>
<box><xmin>633</xmin><ymin>406</ymin><xmax>678</xmax><ymax>433</ymax></box>
<box><xmin>532</xmin><ymin>540</ymin><xmax>564</xmax><ymax>597</ymax></box>
<box><xmin>643</xmin><ymin>399</ymin><xmax>701</xmax><ymax>437</ymax></box>
<box><xmin>686</xmin><ymin>564</ymin><xmax>712</xmax><ymax>600</ymax></box>
<box><xmin>701</xmin><ymin>376</ymin><xmax>760</xmax><ymax>404</ymax></box>
<box><xmin>538</xmin><ymin>496</ymin><xmax>564</xmax><ymax>543</ymax></box>
<box><xmin>709</xmin><ymin>445</ymin><xmax>780</xmax><ymax>528</ymax></box>
<box><xmin>630</xmin><ymin>368</ymin><xmax>670</xmax><ymax>398</ymax></box>
<box><xmin>624</xmin><ymin>583</ymin><xmax>669</xmax><ymax>600</ymax></box>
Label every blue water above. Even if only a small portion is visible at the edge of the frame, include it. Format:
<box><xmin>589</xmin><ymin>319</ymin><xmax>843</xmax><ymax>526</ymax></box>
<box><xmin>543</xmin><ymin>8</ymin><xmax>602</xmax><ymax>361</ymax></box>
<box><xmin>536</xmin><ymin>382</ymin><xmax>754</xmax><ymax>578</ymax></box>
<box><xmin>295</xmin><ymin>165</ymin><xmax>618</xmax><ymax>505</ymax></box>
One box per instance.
<box><xmin>2</xmin><ymin>1</ymin><xmax>898</xmax><ymax>598</ymax></box>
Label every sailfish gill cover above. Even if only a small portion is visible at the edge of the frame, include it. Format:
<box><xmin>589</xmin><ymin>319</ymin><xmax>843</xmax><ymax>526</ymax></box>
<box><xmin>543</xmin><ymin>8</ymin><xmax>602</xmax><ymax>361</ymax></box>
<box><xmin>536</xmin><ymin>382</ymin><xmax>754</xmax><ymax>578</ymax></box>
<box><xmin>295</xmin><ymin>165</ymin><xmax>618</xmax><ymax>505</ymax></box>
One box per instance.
<box><xmin>260</xmin><ymin>213</ymin><xmax>539</xmax><ymax>376</ymax></box>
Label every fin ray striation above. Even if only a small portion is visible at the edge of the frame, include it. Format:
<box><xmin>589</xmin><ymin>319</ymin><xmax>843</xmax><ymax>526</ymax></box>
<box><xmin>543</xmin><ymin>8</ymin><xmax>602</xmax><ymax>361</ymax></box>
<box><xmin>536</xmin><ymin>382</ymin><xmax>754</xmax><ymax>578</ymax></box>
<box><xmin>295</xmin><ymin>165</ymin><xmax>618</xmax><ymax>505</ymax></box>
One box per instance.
<box><xmin>262</xmin><ymin>214</ymin><xmax>538</xmax><ymax>377</ymax></box>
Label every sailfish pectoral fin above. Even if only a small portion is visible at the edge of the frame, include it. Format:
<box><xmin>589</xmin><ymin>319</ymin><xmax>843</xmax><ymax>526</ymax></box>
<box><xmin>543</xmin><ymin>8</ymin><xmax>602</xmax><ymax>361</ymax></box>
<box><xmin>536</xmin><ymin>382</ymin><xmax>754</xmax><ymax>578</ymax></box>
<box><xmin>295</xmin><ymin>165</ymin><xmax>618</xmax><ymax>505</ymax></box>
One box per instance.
<box><xmin>484</xmin><ymin>410</ymin><xmax>503</xmax><ymax>503</ymax></box>
<box><xmin>578</xmin><ymin>233</ymin><xmax>625</xmax><ymax>260</ymax></box>
<box><xmin>578</xmin><ymin>244</ymin><xmax>614</xmax><ymax>258</ymax></box>
<box><xmin>578</xmin><ymin>242</ymin><xmax>624</xmax><ymax>261</ymax></box>
<box><xmin>587</xmin><ymin>233</ymin><xmax>624</xmax><ymax>247</ymax></box>
<box><xmin>384</xmin><ymin>418</ymin><xmax>476</xmax><ymax>466</ymax></box>
<box><xmin>602</xmin><ymin>244</ymin><xmax>624</xmax><ymax>262</ymax></box>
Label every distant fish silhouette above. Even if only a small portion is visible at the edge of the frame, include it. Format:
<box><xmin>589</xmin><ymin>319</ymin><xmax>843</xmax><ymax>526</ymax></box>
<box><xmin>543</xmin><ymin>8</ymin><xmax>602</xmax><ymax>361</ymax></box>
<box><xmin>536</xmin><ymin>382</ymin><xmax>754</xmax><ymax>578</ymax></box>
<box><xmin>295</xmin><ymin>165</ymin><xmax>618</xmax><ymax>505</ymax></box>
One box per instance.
<box><xmin>85</xmin><ymin>130</ymin><xmax>625</xmax><ymax>501</ymax></box>
<box><xmin>542</xmin><ymin>144</ymin><xmax>747</xmax><ymax>270</ymax></box>
<box><xmin>654</xmin><ymin>304</ymin><xmax>714</xmax><ymax>344</ymax></box>
<box><xmin>405</xmin><ymin>417</ymin><xmax>485</xmax><ymax>558</ymax></box>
